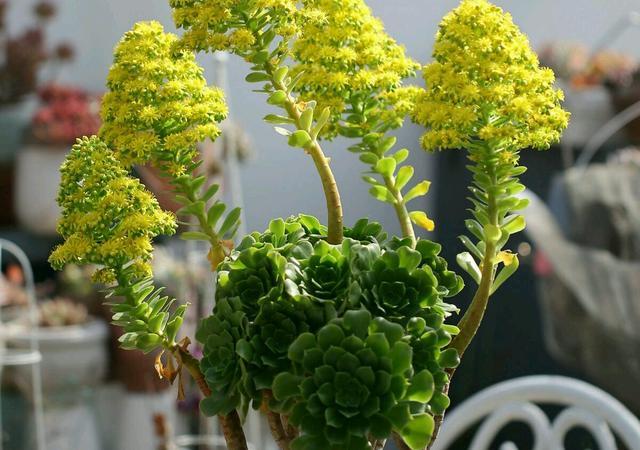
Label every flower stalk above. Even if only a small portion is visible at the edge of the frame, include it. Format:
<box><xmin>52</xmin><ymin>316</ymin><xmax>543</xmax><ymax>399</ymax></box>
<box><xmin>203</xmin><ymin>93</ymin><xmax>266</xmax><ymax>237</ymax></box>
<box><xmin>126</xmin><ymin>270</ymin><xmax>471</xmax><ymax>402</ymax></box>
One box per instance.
<box><xmin>263</xmin><ymin>60</ymin><xmax>344</xmax><ymax>244</ymax></box>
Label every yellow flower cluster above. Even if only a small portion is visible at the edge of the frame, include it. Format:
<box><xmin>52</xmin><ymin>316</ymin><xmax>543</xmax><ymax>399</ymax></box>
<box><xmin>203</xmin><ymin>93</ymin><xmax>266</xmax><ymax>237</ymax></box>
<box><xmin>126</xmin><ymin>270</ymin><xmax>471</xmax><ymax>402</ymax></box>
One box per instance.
<box><xmin>49</xmin><ymin>136</ymin><xmax>177</xmax><ymax>283</ymax></box>
<box><xmin>413</xmin><ymin>0</ymin><xmax>569</xmax><ymax>151</ymax></box>
<box><xmin>170</xmin><ymin>0</ymin><xmax>298</xmax><ymax>53</ymax></box>
<box><xmin>292</xmin><ymin>0</ymin><xmax>419</xmax><ymax>137</ymax></box>
<box><xmin>100</xmin><ymin>21</ymin><xmax>227</xmax><ymax>175</ymax></box>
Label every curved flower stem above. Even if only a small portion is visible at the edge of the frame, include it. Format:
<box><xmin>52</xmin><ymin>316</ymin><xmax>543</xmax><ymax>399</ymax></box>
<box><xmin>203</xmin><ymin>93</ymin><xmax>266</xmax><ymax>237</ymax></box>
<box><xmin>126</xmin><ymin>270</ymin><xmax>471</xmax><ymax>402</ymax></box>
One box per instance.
<box><xmin>384</xmin><ymin>174</ymin><xmax>416</xmax><ymax>247</ymax></box>
<box><xmin>449</xmin><ymin>153</ymin><xmax>499</xmax><ymax>357</ymax></box>
<box><xmin>428</xmin><ymin>146</ymin><xmax>502</xmax><ymax>450</ymax></box>
<box><xmin>263</xmin><ymin>60</ymin><xmax>344</xmax><ymax>244</ymax></box>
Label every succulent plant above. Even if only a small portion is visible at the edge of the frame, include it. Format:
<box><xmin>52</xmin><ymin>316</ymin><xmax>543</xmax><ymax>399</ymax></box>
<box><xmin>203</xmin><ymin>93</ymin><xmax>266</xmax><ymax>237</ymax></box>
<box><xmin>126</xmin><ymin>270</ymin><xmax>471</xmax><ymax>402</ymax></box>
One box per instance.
<box><xmin>198</xmin><ymin>297</ymin><xmax>253</xmax><ymax>416</ymax></box>
<box><xmin>48</xmin><ymin>1</ymin><xmax>569</xmax><ymax>449</ymax></box>
<box><xmin>349</xmin><ymin>241</ymin><xmax>444</xmax><ymax>323</ymax></box>
<box><xmin>286</xmin><ymin>240</ymin><xmax>351</xmax><ymax>304</ymax></box>
<box><xmin>38</xmin><ymin>297</ymin><xmax>89</xmax><ymax>327</ymax></box>
<box><xmin>243</xmin><ymin>294</ymin><xmax>337</xmax><ymax>395</ymax></box>
<box><xmin>216</xmin><ymin>246</ymin><xmax>287</xmax><ymax>320</ymax></box>
<box><xmin>273</xmin><ymin>310</ymin><xmax>438</xmax><ymax>450</ymax></box>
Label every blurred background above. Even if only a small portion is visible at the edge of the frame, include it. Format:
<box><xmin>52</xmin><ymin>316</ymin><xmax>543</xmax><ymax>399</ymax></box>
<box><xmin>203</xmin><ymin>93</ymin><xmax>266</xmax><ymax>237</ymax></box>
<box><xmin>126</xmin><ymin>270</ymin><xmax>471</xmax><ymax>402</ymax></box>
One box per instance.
<box><xmin>1</xmin><ymin>0</ymin><xmax>640</xmax><ymax>449</ymax></box>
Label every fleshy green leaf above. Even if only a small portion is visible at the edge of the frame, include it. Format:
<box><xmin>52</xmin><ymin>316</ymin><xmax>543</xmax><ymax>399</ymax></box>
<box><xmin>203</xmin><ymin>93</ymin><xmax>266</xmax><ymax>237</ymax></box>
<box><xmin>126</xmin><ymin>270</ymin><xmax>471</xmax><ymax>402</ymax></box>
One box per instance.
<box><xmin>456</xmin><ymin>252</ymin><xmax>481</xmax><ymax>284</ymax></box>
<box><xmin>180</xmin><ymin>231</ymin><xmax>211</xmax><ymax>241</ymax></box>
<box><xmin>264</xmin><ymin>114</ymin><xmax>294</xmax><ymax>125</ymax></box>
<box><xmin>406</xmin><ymin>370</ymin><xmax>435</xmax><ymax>403</ymax></box>
<box><xmin>267</xmin><ymin>90</ymin><xmax>287</xmax><ymax>105</ymax></box>
<box><xmin>299</xmin><ymin>108</ymin><xmax>314</xmax><ymax>131</ymax></box>
<box><xmin>218</xmin><ymin>207</ymin><xmax>241</xmax><ymax>236</ymax></box>
<box><xmin>369</xmin><ymin>186</ymin><xmax>395</xmax><ymax>204</ymax></box>
<box><xmin>201</xmin><ymin>183</ymin><xmax>220</xmax><ymax>202</ymax></box>
<box><xmin>207</xmin><ymin>202</ymin><xmax>226</xmax><ymax>227</ymax></box>
<box><xmin>312</xmin><ymin>107</ymin><xmax>331</xmax><ymax>138</ymax></box>
<box><xmin>400</xmin><ymin>414</ymin><xmax>435</xmax><ymax>450</ymax></box>
<box><xmin>393</xmin><ymin>149</ymin><xmax>410</xmax><ymax>164</ymax></box>
<box><xmin>378</xmin><ymin>136</ymin><xmax>397</xmax><ymax>154</ymax></box>
<box><xmin>404</xmin><ymin>181</ymin><xmax>431</xmax><ymax>203</ymax></box>
<box><xmin>396</xmin><ymin>166</ymin><xmax>414</xmax><ymax>191</ymax></box>
<box><xmin>288</xmin><ymin>130</ymin><xmax>312</xmax><ymax>148</ymax></box>
<box><xmin>502</xmin><ymin>215</ymin><xmax>526</xmax><ymax>234</ymax></box>
<box><xmin>375</xmin><ymin>157</ymin><xmax>397</xmax><ymax>178</ymax></box>
<box><xmin>273</xmin><ymin>373</ymin><xmax>303</xmax><ymax>400</ymax></box>
<box><xmin>483</xmin><ymin>224</ymin><xmax>502</xmax><ymax>243</ymax></box>
<box><xmin>245</xmin><ymin>72</ymin><xmax>270</xmax><ymax>83</ymax></box>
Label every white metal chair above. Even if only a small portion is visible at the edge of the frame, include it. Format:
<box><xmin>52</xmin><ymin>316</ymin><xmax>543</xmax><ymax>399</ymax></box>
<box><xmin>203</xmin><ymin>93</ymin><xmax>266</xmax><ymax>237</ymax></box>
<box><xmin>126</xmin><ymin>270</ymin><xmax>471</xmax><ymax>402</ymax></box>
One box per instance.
<box><xmin>0</xmin><ymin>239</ymin><xmax>45</xmax><ymax>450</ymax></box>
<box><xmin>431</xmin><ymin>376</ymin><xmax>640</xmax><ymax>450</ymax></box>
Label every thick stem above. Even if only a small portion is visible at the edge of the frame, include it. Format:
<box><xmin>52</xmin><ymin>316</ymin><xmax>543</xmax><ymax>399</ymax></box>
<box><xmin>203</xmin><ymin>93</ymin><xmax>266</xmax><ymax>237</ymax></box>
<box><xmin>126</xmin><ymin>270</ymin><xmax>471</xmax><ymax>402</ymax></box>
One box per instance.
<box><xmin>174</xmin><ymin>346</ymin><xmax>249</xmax><ymax>450</ymax></box>
<box><xmin>264</xmin><ymin>61</ymin><xmax>344</xmax><ymax>244</ymax></box>
<box><xmin>281</xmin><ymin>415</ymin><xmax>298</xmax><ymax>441</ymax></box>
<box><xmin>393</xmin><ymin>432</ymin><xmax>411</xmax><ymax>450</ymax></box>
<box><xmin>429</xmin><ymin>148</ymin><xmax>501</xmax><ymax>449</ymax></box>
<box><xmin>448</xmin><ymin>239</ymin><xmax>496</xmax><ymax>357</ymax></box>
<box><xmin>262</xmin><ymin>391</ymin><xmax>292</xmax><ymax>450</ymax></box>
<box><xmin>426</xmin><ymin>374</ymin><xmax>451</xmax><ymax>450</ymax></box>
<box><xmin>384</xmin><ymin>175</ymin><xmax>416</xmax><ymax>247</ymax></box>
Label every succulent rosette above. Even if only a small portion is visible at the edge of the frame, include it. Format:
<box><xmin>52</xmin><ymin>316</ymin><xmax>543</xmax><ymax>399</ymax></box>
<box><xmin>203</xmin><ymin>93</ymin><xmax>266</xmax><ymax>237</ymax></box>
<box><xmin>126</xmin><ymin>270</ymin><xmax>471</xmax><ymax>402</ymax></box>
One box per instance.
<box><xmin>198</xmin><ymin>297</ymin><xmax>253</xmax><ymax>415</ymax></box>
<box><xmin>349</xmin><ymin>242</ymin><xmax>443</xmax><ymax>322</ymax></box>
<box><xmin>273</xmin><ymin>310</ymin><xmax>438</xmax><ymax>450</ymax></box>
<box><xmin>216</xmin><ymin>246</ymin><xmax>287</xmax><ymax>319</ymax></box>
<box><xmin>287</xmin><ymin>240</ymin><xmax>351</xmax><ymax>304</ymax></box>
<box><xmin>242</xmin><ymin>295</ymin><xmax>337</xmax><ymax>393</ymax></box>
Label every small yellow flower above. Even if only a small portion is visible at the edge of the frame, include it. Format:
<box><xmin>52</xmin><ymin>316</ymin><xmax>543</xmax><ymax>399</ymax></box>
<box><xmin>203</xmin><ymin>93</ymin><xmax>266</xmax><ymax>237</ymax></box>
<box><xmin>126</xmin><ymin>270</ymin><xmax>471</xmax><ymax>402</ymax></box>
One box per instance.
<box><xmin>292</xmin><ymin>0</ymin><xmax>419</xmax><ymax>138</ymax></box>
<box><xmin>414</xmin><ymin>0</ymin><xmax>570</xmax><ymax>152</ymax></box>
<box><xmin>50</xmin><ymin>136</ymin><xmax>177</xmax><ymax>281</ymax></box>
<box><xmin>100</xmin><ymin>21</ymin><xmax>227</xmax><ymax>171</ymax></box>
<box><xmin>170</xmin><ymin>0</ymin><xmax>298</xmax><ymax>53</ymax></box>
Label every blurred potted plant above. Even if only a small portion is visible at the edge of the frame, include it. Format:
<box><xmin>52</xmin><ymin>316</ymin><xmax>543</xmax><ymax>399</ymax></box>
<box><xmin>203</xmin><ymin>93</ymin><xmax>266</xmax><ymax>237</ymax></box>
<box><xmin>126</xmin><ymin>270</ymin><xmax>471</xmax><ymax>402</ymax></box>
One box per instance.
<box><xmin>14</xmin><ymin>84</ymin><xmax>100</xmax><ymax>235</ymax></box>
<box><xmin>607</xmin><ymin>69</ymin><xmax>640</xmax><ymax>143</ymax></box>
<box><xmin>6</xmin><ymin>297</ymin><xmax>107</xmax><ymax>450</ymax></box>
<box><xmin>0</xmin><ymin>0</ymin><xmax>73</xmax><ymax>163</ymax></box>
<box><xmin>539</xmin><ymin>42</ymin><xmax>637</xmax><ymax>147</ymax></box>
<box><xmin>8</xmin><ymin>297</ymin><xmax>108</xmax><ymax>395</ymax></box>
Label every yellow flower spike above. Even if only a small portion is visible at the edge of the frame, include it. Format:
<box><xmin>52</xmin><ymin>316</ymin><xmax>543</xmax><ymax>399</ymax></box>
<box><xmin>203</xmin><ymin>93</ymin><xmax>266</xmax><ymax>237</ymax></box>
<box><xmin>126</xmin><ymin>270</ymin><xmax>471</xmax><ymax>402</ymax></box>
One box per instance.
<box><xmin>169</xmin><ymin>0</ymin><xmax>298</xmax><ymax>54</ymax></box>
<box><xmin>414</xmin><ymin>0</ymin><xmax>570</xmax><ymax>152</ymax></box>
<box><xmin>100</xmin><ymin>21</ymin><xmax>227</xmax><ymax>171</ymax></box>
<box><xmin>49</xmin><ymin>136</ymin><xmax>177</xmax><ymax>281</ymax></box>
<box><xmin>291</xmin><ymin>0</ymin><xmax>419</xmax><ymax>138</ymax></box>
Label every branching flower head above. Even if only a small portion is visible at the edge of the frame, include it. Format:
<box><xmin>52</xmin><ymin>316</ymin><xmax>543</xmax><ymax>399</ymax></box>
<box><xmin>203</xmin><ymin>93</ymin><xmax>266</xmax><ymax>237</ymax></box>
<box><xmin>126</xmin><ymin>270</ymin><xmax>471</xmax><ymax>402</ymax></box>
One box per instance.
<box><xmin>170</xmin><ymin>0</ymin><xmax>299</xmax><ymax>54</ymax></box>
<box><xmin>49</xmin><ymin>136</ymin><xmax>176</xmax><ymax>283</ymax></box>
<box><xmin>413</xmin><ymin>0</ymin><xmax>569</xmax><ymax>151</ymax></box>
<box><xmin>292</xmin><ymin>0</ymin><xmax>419</xmax><ymax>138</ymax></box>
<box><xmin>100</xmin><ymin>21</ymin><xmax>227</xmax><ymax>175</ymax></box>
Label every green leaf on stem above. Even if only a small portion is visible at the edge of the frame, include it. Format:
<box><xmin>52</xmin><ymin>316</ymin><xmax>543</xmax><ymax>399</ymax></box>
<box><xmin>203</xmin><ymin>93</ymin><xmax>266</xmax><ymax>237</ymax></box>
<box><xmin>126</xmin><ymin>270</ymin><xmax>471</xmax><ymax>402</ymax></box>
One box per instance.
<box><xmin>404</xmin><ymin>181</ymin><xmax>431</xmax><ymax>203</ymax></box>
<box><xmin>375</xmin><ymin>157</ymin><xmax>396</xmax><ymax>178</ymax></box>
<box><xmin>396</xmin><ymin>166</ymin><xmax>414</xmax><ymax>191</ymax></box>
<box><xmin>288</xmin><ymin>130</ymin><xmax>312</xmax><ymax>148</ymax></box>
<box><xmin>456</xmin><ymin>252</ymin><xmax>481</xmax><ymax>284</ymax></box>
<box><xmin>369</xmin><ymin>186</ymin><xmax>395</xmax><ymax>203</ymax></box>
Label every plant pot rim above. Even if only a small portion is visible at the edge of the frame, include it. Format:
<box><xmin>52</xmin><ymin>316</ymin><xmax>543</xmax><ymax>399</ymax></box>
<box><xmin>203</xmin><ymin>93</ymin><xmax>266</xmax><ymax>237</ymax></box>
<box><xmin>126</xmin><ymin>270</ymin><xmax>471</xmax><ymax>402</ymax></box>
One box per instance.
<box><xmin>7</xmin><ymin>317</ymin><xmax>109</xmax><ymax>344</ymax></box>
